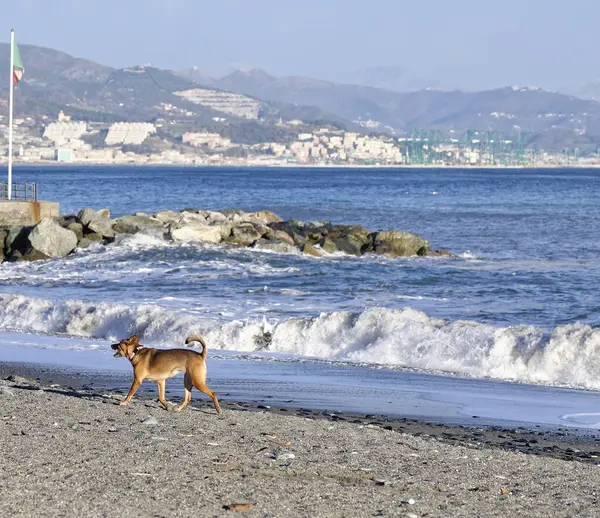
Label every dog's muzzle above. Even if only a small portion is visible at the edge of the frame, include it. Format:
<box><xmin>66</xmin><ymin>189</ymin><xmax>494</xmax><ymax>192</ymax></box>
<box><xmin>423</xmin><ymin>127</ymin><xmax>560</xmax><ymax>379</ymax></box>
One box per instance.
<box><xmin>111</xmin><ymin>343</ymin><xmax>122</xmax><ymax>357</ymax></box>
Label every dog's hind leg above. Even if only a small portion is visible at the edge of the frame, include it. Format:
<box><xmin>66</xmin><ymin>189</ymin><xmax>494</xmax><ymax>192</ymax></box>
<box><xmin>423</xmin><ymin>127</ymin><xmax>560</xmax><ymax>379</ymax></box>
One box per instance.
<box><xmin>193</xmin><ymin>381</ymin><xmax>221</xmax><ymax>414</ymax></box>
<box><xmin>174</xmin><ymin>374</ymin><xmax>193</xmax><ymax>413</ymax></box>
<box><xmin>156</xmin><ymin>380</ymin><xmax>169</xmax><ymax>410</ymax></box>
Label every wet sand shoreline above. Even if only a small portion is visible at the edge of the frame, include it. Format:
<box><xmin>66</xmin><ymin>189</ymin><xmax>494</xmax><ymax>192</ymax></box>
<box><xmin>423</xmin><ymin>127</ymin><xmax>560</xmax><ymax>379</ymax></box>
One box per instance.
<box><xmin>3</xmin><ymin>360</ymin><xmax>600</xmax><ymax>466</ymax></box>
<box><xmin>3</xmin><ymin>366</ymin><xmax>600</xmax><ymax>517</ymax></box>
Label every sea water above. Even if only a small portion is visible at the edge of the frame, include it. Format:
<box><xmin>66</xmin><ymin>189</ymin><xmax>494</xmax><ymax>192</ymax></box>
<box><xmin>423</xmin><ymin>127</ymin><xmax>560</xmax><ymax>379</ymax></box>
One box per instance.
<box><xmin>2</xmin><ymin>165</ymin><xmax>600</xmax><ymax>425</ymax></box>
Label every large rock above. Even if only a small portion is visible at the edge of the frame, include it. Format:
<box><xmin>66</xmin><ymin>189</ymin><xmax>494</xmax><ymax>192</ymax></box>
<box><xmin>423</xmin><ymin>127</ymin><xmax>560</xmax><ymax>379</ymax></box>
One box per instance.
<box><xmin>253</xmin><ymin>238</ymin><xmax>298</xmax><ymax>254</ymax></box>
<box><xmin>426</xmin><ymin>248</ymin><xmax>453</xmax><ymax>257</ymax></box>
<box><xmin>20</xmin><ymin>248</ymin><xmax>51</xmax><ymax>262</ymax></box>
<box><xmin>302</xmin><ymin>243</ymin><xmax>323</xmax><ymax>257</ymax></box>
<box><xmin>179</xmin><ymin>212</ymin><xmax>208</xmax><ymax>226</ymax></box>
<box><xmin>213</xmin><ymin>222</ymin><xmax>233</xmax><ymax>240</ymax></box>
<box><xmin>222</xmin><ymin>209</ymin><xmax>246</xmax><ymax>219</ymax></box>
<box><xmin>57</xmin><ymin>215</ymin><xmax>79</xmax><ymax>229</ymax></box>
<box><xmin>205</xmin><ymin>211</ymin><xmax>228</xmax><ymax>224</ymax></box>
<box><xmin>373</xmin><ymin>230</ymin><xmax>429</xmax><ymax>257</ymax></box>
<box><xmin>67</xmin><ymin>222</ymin><xmax>84</xmax><ymax>242</ymax></box>
<box><xmin>264</xmin><ymin>229</ymin><xmax>295</xmax><ymax>246</ymax></box>
<box><xmin>169</xmin><ymin>225</ymin><xmax>223</xmax><ymax>244</ymax></box>
<box><xmin>28</xmin><ymin>218</ymin><xmax>77</xmax><ymax>258</ymax></box>
<box><xmin>226</xmin><ymin>223</ymin><xmax>267</xmax><ymax>246</ymax></box>
<box><xmin>0</xmin><ymin>229</ymin><xmax>6</xmax><ymax>262</ymax></box>
<box><xmin>77</xmin><ymin>237</ymin><xmax>91</xmax><ymax>249</ymax></box>
<box><xmin>86</xmin><ymin>219</ymin><xmax>115</xmax><ymax>238</ymax></box>
<box><xmin>245</xmin><ymin>210</ymin><xmax>283</xmax><ymax>225</ymax></box>
<box><xmin>112</xmin><ymin>215</ymin><xmax>163</xmax><ymax>234</ymax></box>
<box><xmin>154</xmin><ymin>210</ymin><xmax>182</xmax><ymax>224</ymax></box>
<box><xmin>6</xmin><ymin>248</ymin><xmax>50</xmax><ymax>262</ymax></box>
<box><xmin>85</xmin><ymin>232</ymin><xmax>104</xmax><ymax>242</ymax></box>
<box><xmin>5</xmin><ymin>226</ymin><xmax>30</xmax><ymax>253</ymax></box>
<box><xmin>319</xmin><ymin>238</ymin><xmax>339</xmax><ymax>254</ymax></box>
<box><xmin>268</xmin><ymin>221</ymin><xmax>308</xmax><ymax>247</ymax></box>
<box><xmin>328</xmin><ymin>225</ymin><xmax>371</xmax><ymax>256</ymax></box>
<box><xmin>77</xmin><ymin>208</ymin><xmax>109</xmax><ymax>226</ymax></box>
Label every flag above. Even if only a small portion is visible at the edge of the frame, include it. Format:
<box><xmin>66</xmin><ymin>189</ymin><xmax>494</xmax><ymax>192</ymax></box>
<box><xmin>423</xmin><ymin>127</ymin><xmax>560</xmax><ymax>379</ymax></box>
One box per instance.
<box><xmin>13</xmin><ymin>39</ymin><xmax>24</xmax><ymax>84</ymax></box>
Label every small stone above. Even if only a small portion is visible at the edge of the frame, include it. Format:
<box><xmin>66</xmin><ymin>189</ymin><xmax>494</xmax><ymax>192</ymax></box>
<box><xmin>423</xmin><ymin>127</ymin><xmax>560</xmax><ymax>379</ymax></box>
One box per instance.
<box><xmin>276</xmin><ymin>453</ymin><xmax>295</xmax><ymax>461</ymax></box>
<box><xmin>374</xmin><ymin>479</ymin><xmax>391</xmax><ymax>486</ymax></box>
<box><xmin>223</xmin><ymin>503</ymin><xmax>253</xmax><ymax>511</ymax></box>
<box><xmin>0</xmin><ymin>387</ymin><xmax>15</xmax><ymax>396</ymax></box>
<box><xmin>141</xmin><ymin>416</ymin><xmax>159</xmax><ymax>426</ymax></box>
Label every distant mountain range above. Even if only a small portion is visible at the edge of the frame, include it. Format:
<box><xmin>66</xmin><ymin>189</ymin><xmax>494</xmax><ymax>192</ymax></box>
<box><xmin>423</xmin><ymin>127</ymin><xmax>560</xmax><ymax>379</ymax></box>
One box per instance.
<box><xmin>569</xmin><ymin>81</ymin><xmax>600</xmax><ymax>102</ymax></box>
<box><xmin>0</xmin><ymin>44</ymin><xmax>356</xmax><ymax>145</ymax></box>
<box><xmin>180</xmin><ymin>68</ymin><xmax>600</xmax><ymax>150</ymax></box>
<box><xmin>331</xmin><ymin>66</ymin><xmax>443</xmax><ymax>93</ymax></box>
<box><xmin>2</xmin><ymin>43</ymin><xmax>600</xmax><ymax>151</ymax></box>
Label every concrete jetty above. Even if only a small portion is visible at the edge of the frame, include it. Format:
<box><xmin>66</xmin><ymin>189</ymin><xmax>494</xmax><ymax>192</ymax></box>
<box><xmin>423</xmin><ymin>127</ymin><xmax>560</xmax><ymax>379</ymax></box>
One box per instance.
<box><xmin>0</xmin><ymin>200</ymin><xmax>59</xmax><ymax>227</ymax></box>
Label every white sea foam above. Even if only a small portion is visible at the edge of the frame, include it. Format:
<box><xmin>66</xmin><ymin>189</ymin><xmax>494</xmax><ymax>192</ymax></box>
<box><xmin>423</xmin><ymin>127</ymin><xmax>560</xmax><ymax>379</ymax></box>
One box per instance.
<box><xmin>1</xmin><ymin>293</ymin><xmax>600</xmax><ymax>390</ymax></box>
<box><xmin>457</xmin><ymin>250</ymin><xmax>481</xmax><ymax>260</ymax></box>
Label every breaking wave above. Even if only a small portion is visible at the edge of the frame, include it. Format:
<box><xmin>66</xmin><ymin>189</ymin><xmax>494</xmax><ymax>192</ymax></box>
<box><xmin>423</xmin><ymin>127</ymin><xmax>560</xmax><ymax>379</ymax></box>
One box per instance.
<box><xmin>1</xmin><ymin>293</ymin><xmax>600</xmax><ymax>390</ymax></box>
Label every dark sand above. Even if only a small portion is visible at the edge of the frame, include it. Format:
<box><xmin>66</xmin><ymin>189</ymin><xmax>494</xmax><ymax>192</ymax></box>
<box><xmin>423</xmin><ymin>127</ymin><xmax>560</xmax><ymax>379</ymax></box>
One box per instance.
<box><xmin>1</xmin><ymin>362</ymin><xmax>600</xmax><ymax>517</ymax></box>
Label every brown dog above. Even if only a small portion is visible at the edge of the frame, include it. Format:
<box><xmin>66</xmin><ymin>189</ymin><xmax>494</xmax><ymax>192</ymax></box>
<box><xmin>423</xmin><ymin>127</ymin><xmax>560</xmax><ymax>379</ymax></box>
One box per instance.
<box><xmin>111</xmin><ymin>334</ymin><xmax>220</xmax><ymax>413</ymax></box>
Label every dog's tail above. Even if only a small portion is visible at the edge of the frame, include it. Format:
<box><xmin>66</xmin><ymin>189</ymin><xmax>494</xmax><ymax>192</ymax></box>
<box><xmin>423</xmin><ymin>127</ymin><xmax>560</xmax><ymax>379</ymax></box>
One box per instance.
<box><xmin>185</xmin><ymin>334</ymin><xmax>208</xmax><ymax>359</ymax></box>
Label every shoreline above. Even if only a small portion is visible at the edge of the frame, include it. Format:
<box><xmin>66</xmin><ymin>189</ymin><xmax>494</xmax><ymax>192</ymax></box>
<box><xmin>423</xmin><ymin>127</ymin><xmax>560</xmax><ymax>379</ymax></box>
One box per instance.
<box><xmin>3</xmin><ymin>160</ymin><xmax>599</xmax><ymax>170</ymax></box>
<box><xmin>2</xmin><ymin>364</ymin><xmax>600</xmax><ymax>517</ymax></box>
<box><xmin>2</xmin><ymin>360</ymin><xmax>600</xmax><ymax>466</ymax></box>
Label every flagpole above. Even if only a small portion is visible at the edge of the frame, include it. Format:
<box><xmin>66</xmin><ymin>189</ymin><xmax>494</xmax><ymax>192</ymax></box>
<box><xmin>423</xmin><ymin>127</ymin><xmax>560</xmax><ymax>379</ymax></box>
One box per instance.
<box><xmin>7</xmin><ymin>28</ymin><xmax>14</xmax><ymax>200</ymax></box>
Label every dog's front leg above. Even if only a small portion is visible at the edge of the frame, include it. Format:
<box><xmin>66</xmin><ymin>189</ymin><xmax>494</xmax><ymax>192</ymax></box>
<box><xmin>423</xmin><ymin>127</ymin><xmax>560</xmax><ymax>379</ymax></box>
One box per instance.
<box><xmin>120</xmin><ymin>379</ymin><xmax>142</xmax><ymax>406</ymax></box>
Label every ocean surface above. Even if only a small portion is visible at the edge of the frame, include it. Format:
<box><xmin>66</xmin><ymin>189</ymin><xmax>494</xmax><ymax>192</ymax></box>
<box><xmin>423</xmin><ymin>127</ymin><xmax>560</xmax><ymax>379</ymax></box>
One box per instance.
<box><xmin>2</xmin><ymin>165</ymin><xmax>600</xmax><ymax>421</ymax></box>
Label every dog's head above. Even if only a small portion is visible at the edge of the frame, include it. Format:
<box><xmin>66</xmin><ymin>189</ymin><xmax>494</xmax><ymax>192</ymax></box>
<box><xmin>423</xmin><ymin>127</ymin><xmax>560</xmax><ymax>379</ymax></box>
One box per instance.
<box><xmin>111</xmin><ymin>335</ymin><xmax>141</xmax><ymax>359</ymax></box>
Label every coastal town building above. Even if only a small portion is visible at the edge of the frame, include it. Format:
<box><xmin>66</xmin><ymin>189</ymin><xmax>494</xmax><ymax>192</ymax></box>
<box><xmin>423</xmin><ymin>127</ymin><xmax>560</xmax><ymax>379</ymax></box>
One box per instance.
<box><xmin>105</xmin><ymin>123</ymin><xmax>156</xmax><ymax>146</ymax></box>
<box><xmin>174</xmin><ymin>88</ymin><xmax>263</xmax><ymax>119</ymax></box>
<box><xmin>182</xmin><ymin>132</ymin><xmax>232</xmax><ymax>149</ymax></box>
<box><xmin>43</xmin><ymin>121</ymin><xmax>87</xmax><ymax>146</ymax></box>
<box><xmin>0</xmin><ymin>109</ymin><xmax>592</xmax><ymax>168</ymax></box>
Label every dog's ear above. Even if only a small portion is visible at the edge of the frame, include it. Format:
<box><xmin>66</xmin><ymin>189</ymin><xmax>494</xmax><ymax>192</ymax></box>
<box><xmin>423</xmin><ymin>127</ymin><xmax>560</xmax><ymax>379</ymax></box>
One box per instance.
<box><xmin>129</xmin><ymin>335</ymin><xmax>140</xmax><ymax>345</ymax></box>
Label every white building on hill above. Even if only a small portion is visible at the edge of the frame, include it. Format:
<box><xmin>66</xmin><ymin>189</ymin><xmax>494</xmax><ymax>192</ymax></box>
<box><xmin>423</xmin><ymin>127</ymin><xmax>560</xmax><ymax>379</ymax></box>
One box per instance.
<box><xmin>174</xmin><ymin>89</ymin><xmax>263</xmax><ymax>119</ymax></box>
<box><xmin>43</xmin><ymin>121</ymin><xmax>87</xmax><ymax>146</ymax></box>
<box><xmin>105</xmin><ymin>122</ymin><xmax>156</xmax><ymax>146</ymax></box>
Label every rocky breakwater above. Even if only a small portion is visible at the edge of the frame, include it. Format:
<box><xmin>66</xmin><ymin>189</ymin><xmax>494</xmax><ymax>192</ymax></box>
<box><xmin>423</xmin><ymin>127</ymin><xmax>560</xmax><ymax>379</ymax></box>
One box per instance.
<box><xmin>0</xmin><ymin>207</ymin><xmax>451</xmax><ymax>263</ymax></box>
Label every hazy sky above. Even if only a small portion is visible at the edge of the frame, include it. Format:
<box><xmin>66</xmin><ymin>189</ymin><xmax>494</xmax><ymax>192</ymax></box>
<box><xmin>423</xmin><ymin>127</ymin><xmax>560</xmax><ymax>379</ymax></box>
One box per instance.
<box><xmin>1</xmin><ymin>0</ymin><xmax>597</xmax><ymax>91</ymax></box>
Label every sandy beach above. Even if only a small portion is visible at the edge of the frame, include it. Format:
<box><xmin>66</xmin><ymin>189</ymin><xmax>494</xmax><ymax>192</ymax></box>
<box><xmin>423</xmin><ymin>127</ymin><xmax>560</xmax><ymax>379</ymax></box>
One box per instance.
<box><xmin>1</xmin><ymin>366</ymin><xmax>600</xmax><ymax>518</ymax></box>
